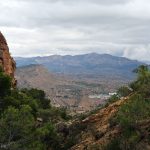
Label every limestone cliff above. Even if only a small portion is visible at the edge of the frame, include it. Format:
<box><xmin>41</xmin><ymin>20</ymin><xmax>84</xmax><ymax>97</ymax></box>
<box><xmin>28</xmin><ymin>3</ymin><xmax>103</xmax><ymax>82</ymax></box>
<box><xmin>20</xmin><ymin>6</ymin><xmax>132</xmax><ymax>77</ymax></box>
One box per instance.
<box><xmin>0</xmin><ymin>32</ymin><xmax>16</xmax><ymax>87</ymax></box>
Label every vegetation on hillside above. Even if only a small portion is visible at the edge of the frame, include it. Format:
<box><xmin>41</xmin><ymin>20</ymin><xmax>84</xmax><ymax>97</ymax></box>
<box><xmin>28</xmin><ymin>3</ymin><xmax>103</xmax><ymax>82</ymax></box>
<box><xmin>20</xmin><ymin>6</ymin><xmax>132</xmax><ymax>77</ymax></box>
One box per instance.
<box><xmin>0</xmin><ymin>65</ymin><xmax>150</xmax><ymax>150</ymax></box>
<box><xmin>106</xmin><ymin>65</ymin><xmax>150</xmax><ymax>150</ymax></box>
<box><xmin>62</xmin><ymin>65</ymin><xmax>150</xmax><ymax>150</ymax></box>
<box><xmin>0</xmin><ymin>68</ymin><xmax>71</xmax><ymax>150</ymax></box>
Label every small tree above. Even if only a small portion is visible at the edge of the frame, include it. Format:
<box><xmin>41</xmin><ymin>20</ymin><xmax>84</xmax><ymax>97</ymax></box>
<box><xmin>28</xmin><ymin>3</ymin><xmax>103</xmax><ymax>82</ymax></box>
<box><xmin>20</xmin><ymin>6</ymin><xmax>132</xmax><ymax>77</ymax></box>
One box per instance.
<box><xmin>0</xmin><ymin>69</ymin><xmax>11</xmax><ymax>97</ymax></box>
<box><xmin>134</xmin><ymin>65</ymin><xmax>150</xmax><ymax>84</ymax></box>
<box><xmin>0</xmin><ymin>106</ymin><xmax>35</xmax><ymax>149</ymax></box>
<box><xmin>117</xmin><ymin>86</ymin><xmax>131</xmax><ymax>98</ymax></box>
<box><xmin>130</xmin><ymin>65</ymin><xmax>150</xmax><ymax>92</ymax></box>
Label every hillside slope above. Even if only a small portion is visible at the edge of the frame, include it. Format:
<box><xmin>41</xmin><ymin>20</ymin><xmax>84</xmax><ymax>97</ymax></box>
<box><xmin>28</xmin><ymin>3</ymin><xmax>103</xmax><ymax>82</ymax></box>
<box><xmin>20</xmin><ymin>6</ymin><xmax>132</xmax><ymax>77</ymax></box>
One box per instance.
<box><xmin>69</xmin><ymin>65</ymin><xmax>150</xmax><ymax>150</ymax></box>
<box><xmin>71</xmin><ymin>98</ymin><xmax>128</xmax><ymax>150</ymax></box>
<box><xmin>70</xmin><ymin>96</ymin><xmax>150</xmax><ymax>150</ymax></box>
<box><xmin>15</xmin><ymin>65</ymin><xmax>130</xmax><ymax>112</ymax></box>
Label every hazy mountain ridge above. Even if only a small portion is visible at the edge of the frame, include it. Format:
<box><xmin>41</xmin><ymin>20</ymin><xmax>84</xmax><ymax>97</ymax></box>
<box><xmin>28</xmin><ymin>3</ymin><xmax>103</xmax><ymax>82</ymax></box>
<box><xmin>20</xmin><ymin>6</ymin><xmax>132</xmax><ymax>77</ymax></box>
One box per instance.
<box><xmin>15</xmin><ymin>53</ymin><xmax>143</xmax><ymax>79</ymax></box>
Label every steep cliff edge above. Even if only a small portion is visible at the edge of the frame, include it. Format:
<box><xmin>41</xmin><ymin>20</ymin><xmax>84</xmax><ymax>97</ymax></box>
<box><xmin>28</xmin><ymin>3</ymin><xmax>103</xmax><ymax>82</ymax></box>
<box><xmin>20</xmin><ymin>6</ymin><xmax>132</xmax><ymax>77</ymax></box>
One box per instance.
<box><xmin>0</xmin><ymin>32</ymin><xmax>16</xmax><ymax>87</ymax></box>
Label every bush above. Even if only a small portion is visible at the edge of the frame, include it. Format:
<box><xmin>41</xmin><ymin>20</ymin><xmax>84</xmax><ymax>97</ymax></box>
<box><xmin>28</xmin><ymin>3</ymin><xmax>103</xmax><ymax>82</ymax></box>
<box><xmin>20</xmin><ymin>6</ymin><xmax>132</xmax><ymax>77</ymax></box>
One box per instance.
<box><xmin>117</xmin><ymin>86</ymin><xmax>132</xmax><ymax>98</ymax></box>
<box><xmin>104</xmin><ymin>139</ymin><xmax>121</xmax><ymax>150</ymax></box>
<box><xmin>108</xmin><ymin>94</ymin><xmax>119</xmax><ymax>104</ymax></box>
<box><xmin>116</xmin><ymin>94</ymin><xmax>150</xmax><ymax>129</ymax></box>
<box><xmin>0</xmin><ymin>71</ymin><xmax>11</xmax><ymax>97</ymax></box>
<box><xmin>36</xmin><ymin>123</ymin><xmax>61</xmax><ymax>150</ymax></box>
<box><xmin>0</xmin><ymin>75</ymin><xmax>71</xmax><ymax>150</ymax></box>
<box><xmin>108</xmin><ymin>93</ymin><xmax>150</xmax><ymax>150</ymax></box>
<box><xmin>21</xmin><ymin>88</ymin><xmax>51</xmax><ymax>109</ymax></box>
<box><xmin>0</xmin><ymin>106</ymin><xmax>35</xmax><ymax>150</ymax></box>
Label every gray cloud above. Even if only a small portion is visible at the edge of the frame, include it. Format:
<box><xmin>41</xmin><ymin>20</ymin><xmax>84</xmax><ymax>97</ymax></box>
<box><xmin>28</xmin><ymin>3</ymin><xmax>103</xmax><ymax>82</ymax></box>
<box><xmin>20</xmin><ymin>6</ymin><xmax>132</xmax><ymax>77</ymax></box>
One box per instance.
<box><xmin>0</xmin><ymin>0</ymin><xmax>150</xmax><ymax>62</ymax></box>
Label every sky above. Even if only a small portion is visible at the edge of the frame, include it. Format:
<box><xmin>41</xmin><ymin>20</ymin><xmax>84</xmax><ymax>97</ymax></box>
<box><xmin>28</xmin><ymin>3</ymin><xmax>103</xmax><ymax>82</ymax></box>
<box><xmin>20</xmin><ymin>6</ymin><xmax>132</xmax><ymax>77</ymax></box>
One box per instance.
<box><xmin>0</xmin><ymin>0</ymin><xmax>150</xmax><ymax>62</ymax></box>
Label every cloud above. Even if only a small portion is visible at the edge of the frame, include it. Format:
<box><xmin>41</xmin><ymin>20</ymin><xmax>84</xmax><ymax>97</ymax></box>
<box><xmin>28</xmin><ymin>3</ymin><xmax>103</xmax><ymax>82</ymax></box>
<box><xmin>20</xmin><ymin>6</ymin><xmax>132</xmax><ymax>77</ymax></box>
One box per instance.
<box><xmin>123</xmin><ymin>45</ymin><xmax>150</xmax><ymax>62</ymax></box>
<box><xmin>0</xmin><ymin>0</ymin><xmax>150</xmax><ymax>61</ymax></box>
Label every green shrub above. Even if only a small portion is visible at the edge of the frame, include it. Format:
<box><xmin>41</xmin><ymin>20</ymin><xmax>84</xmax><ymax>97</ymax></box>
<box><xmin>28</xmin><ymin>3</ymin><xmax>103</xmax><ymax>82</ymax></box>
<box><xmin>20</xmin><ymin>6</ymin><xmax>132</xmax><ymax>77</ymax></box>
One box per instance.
<box><xmin>116</xmin><ymin>94</ymin><xmax>150</xmax><ymax>129</ymax></box>
<box><xmin>104</xmin><ymin>139</ymin><xmax>121</xmax><ymax>150</ymax></box>
<box><xmin>117</xmin><ymin>86</ymin><xmax>132</xmax><ymax>98</ymax></box>
<box><xmin>0</xmin><ymin>71</ymin><xmax>11</xmax><ymax>97</ymax></box>
<box><xmin>108</xmin><ymin>94</ymin><xmax>119</xmax><ymax>104</ymax></box>
<box><xmin>0</xmin><ymin>106</ymin><xmax>35</xmax><ymax>150</ymax></box>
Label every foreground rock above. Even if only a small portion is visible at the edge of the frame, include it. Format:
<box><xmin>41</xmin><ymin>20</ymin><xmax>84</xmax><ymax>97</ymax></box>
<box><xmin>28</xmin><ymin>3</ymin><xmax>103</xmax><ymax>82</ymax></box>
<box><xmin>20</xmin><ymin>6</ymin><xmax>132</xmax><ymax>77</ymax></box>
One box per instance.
<box><xmin>0</xmin><ymin>32</ymin><xmax>16</xmax><ymax>87</ymax></box>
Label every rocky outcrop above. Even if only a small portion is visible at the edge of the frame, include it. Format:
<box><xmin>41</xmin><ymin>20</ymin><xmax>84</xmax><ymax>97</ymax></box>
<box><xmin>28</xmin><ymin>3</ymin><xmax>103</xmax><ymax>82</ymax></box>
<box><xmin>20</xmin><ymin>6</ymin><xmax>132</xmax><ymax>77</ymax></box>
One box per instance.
<box><xmin>0</xmin><ymin>32</ymin><xmax>16</xmax><ymax>87</ymax></box>
<box><xmin>70</xmin><ymin>98</ymin><xmax>129</xmax><ymax>150</ymax></box>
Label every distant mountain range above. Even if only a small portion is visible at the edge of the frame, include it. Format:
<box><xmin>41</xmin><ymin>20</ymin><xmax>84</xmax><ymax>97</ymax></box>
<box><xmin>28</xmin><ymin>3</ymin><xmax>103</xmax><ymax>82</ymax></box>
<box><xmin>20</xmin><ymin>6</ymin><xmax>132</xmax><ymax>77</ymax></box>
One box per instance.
<box><xmin>15</xmin><ymin>53</ymin><xmax>143</xmax><ymax>80</ymax></box>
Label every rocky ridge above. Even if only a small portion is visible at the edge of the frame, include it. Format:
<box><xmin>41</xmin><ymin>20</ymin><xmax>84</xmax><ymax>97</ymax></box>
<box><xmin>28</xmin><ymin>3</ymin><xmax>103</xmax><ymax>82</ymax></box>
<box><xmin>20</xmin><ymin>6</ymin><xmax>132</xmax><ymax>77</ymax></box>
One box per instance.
<box><xmin>71</xmin><ymin>97</ymin><xmax>128</xmax><ymax>150</ymax></box>
<box><xmin>0</xmin><ymin>32</ymin><xmax>16</xmax><ymax>87</ymax></box>
<box><xmin>70</xmin><ymin>95</ymin><xmax>150</xmax><ymax>150</ymax></box>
